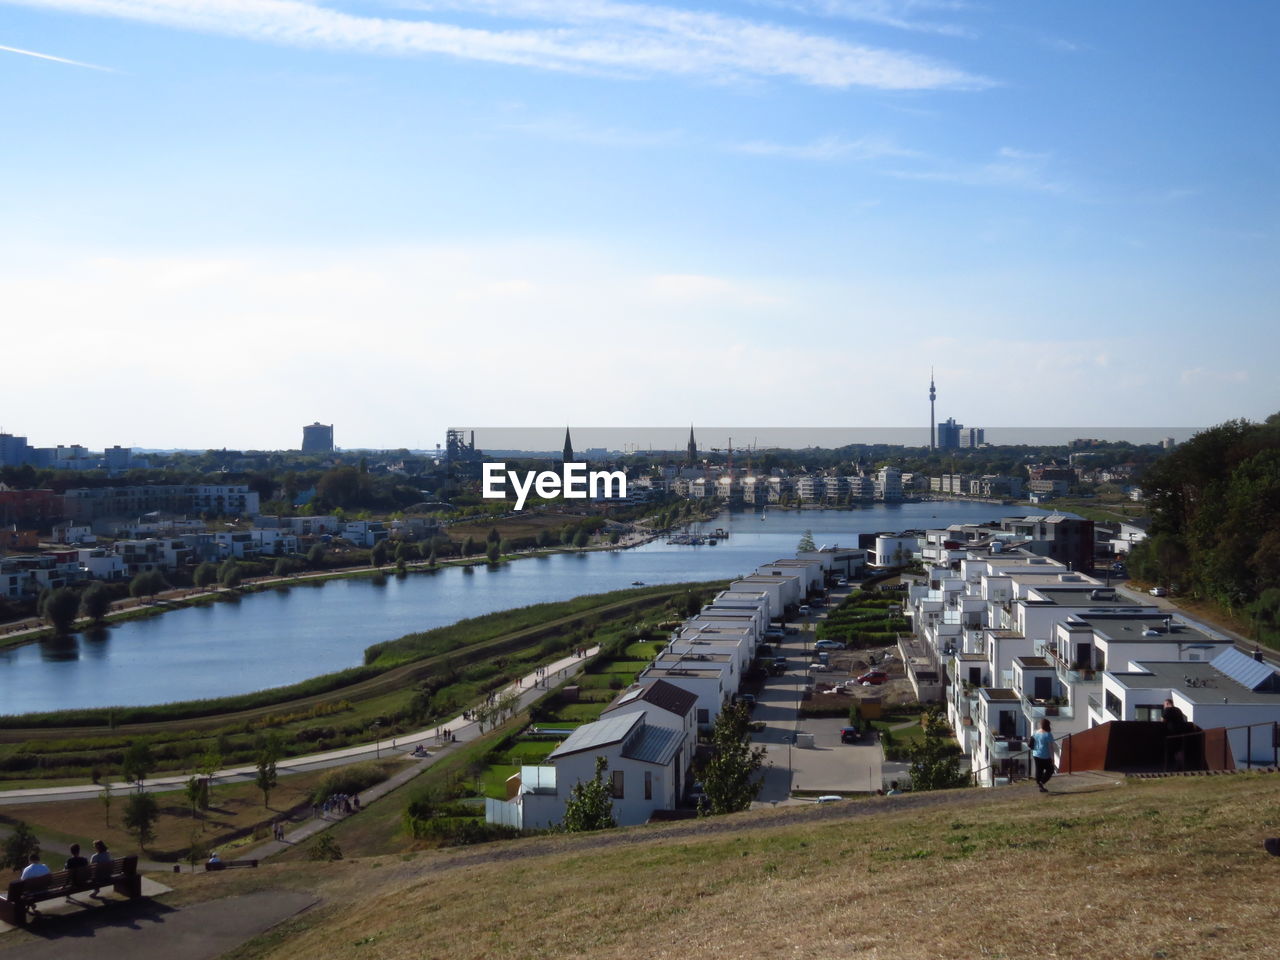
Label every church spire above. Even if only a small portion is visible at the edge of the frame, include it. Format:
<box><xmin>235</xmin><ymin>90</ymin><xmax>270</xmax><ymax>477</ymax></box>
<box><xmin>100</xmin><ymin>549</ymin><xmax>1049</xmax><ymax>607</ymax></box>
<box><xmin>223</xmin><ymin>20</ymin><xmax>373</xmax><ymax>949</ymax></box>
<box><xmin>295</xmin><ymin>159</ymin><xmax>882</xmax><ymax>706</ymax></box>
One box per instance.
<box><xmin>563</xmin><ymin>426</ymin><xmax>574</xmax><ymax>463</ymax></box>
<box><xmin>686</xmin><ymin>425</ymin><xmax>697</xmax><ymax>467</ymax></box>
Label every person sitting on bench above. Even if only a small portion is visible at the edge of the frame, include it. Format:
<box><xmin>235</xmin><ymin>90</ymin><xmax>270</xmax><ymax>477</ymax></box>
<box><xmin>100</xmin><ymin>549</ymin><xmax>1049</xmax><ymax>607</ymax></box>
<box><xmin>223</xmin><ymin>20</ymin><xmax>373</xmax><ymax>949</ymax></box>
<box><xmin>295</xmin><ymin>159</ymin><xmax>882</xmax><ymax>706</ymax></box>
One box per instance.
<box><xmin>19</xmin><ymin>855</ymin><xmax>51</xmax><ymax>885</ymax></box>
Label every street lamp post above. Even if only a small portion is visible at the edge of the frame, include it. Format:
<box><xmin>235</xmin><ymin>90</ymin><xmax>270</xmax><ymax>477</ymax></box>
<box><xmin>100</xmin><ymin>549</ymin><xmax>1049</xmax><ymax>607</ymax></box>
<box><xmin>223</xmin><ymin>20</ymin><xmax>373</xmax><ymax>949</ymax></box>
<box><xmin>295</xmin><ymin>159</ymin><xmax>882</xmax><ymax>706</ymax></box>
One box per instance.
<box><xmin>372</xmin><ymin>720</ymin><xmax>383</xmax><ymax>758</ymax></box>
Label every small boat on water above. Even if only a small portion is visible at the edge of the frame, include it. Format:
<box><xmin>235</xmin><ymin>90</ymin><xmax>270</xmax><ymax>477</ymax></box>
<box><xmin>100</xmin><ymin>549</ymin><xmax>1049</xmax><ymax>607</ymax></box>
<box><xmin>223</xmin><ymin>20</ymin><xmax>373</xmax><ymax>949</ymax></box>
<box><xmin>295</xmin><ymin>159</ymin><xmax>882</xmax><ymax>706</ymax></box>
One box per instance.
<box><xmin>631</xmin><ymin>580</ymin><xmax>645</xmax><ymax>585</ymax></box>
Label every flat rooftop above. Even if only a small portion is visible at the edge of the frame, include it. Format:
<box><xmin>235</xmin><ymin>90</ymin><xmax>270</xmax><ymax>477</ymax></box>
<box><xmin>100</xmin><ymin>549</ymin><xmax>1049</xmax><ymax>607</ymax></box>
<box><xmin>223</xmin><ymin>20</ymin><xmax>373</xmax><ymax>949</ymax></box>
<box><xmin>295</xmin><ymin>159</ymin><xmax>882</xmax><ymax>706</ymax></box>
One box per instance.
<box><xmin>981</xmin><ymin>688</ymin><xmax>1021</xmax><ymax>702</ymax></box>
<box><xmin>1077</xmin><ymin>615</ymin><xmax>1223</xmax><ymax>647</ymax></box>
<box><xmin>1016</xmin><ymin>656</ymin><xmax>1053</xmax><ymax>669</ymax></box>
<box><xmin>1113</xmin><ymin>660</ymin><xmax>1280</xmax><ymax>706</ymax></box>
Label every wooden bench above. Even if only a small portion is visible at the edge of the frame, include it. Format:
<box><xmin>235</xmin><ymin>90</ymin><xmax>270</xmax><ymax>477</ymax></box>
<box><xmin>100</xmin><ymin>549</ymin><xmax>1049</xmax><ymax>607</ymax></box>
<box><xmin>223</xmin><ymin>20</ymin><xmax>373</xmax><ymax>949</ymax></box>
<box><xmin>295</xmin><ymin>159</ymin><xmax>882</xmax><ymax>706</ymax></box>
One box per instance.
<box><xmin>0</xmin><ymin>856</ymin><xmax>141</xmax><ymax>928</ymax></box>
<box><xmin>203</xmin><ymin>859</ymin><xmax>258</xmax><ymax>871</ymax></box>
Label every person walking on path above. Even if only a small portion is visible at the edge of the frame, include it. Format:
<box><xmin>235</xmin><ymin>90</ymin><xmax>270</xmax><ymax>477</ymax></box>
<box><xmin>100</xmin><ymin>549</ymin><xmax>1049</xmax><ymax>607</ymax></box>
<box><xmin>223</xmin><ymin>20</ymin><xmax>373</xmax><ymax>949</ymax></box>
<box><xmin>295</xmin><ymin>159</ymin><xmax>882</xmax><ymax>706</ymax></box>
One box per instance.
<box><xmin>1031</xmin><ymin>719</ymin><xmax>1056</xmax><ymax>792</ymax></box>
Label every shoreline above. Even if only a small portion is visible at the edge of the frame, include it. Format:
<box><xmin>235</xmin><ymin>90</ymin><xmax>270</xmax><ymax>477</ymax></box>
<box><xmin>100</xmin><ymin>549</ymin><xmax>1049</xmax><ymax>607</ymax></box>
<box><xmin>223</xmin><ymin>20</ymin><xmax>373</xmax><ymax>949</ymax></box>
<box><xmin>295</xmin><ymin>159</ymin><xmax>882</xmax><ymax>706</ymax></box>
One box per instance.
<box><xmin>0</xmin><ymin>529</ymin><xmax>667</xmax><ymax>653</ymax></box>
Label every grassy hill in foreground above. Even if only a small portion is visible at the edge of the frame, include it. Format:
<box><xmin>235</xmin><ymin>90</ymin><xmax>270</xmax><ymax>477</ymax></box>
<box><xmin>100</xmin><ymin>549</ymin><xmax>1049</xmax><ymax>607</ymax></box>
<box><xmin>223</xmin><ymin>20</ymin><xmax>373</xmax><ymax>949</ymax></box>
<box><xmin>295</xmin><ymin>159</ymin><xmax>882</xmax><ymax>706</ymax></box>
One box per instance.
<box><xmin>78</xmin><ymin>775</ymin><xmax>1280</xmax><ymax>959</ymax></box>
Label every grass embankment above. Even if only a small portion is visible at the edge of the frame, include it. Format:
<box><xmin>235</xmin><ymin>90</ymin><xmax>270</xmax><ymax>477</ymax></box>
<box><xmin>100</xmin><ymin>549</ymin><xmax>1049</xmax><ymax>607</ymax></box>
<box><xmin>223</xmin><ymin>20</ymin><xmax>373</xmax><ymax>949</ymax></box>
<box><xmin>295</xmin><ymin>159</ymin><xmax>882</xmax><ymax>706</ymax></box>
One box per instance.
<box><xmin>0</xmin><ymin>762</ymin><xmax>397</xmax><ymax>864</ymax></box>
<box><xmin>138</xmin><ymin>773</ymin><xmax>1280</xmax><ymax>960</ymax></box>
<box><xmin>0</xmin><ymin>583</ymin><xmax>721</xmax><ymax>785</ymax></box>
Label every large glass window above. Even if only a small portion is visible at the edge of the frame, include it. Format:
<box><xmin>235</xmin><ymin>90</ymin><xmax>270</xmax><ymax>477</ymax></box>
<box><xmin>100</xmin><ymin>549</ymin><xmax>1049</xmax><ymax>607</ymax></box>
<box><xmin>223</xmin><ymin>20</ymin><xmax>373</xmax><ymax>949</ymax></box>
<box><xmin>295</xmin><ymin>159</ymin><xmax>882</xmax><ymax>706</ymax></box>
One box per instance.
<box><xmin>611</xmin><ymin>771</ymin><xmax>625</xmax><ymax>799</ymax></box>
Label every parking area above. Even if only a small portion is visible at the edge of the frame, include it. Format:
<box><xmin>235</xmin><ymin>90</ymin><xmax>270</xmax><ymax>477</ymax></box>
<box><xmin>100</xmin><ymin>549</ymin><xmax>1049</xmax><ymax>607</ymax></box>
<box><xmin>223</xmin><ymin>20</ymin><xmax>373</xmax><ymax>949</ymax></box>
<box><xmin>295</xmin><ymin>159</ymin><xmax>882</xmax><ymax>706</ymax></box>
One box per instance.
<box><xmin>748</xmin><ymin>623</ymin><xmax>890</xmax><ymax>802</ymax></box>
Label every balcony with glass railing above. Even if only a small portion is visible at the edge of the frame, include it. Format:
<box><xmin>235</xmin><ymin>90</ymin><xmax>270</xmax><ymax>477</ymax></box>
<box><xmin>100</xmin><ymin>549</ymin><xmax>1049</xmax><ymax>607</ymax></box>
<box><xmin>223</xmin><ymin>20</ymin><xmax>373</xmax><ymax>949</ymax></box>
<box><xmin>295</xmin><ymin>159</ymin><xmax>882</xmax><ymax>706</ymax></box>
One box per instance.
<box><xmin>988</xmin><ymin>736</ymin><xmax>1030</xmax><ymax>759</ymax></box>
<box><xmin>1023</xmin><ymin>697</ymin><xmax>1075</xmax><ymax>724</ymax></box>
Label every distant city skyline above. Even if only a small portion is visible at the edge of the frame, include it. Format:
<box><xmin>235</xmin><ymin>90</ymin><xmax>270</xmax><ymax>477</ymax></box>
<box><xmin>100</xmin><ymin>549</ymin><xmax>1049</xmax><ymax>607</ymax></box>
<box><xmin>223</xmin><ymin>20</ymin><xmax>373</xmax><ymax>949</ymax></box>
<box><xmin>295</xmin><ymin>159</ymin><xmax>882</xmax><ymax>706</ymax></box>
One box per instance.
<box><xmin>1</xmin><ymin>424</ymin><xmax>1203</xmax><ymax>457</ymax></box>
<box><xmin>2</xmin><ymin>2</ymin><xmax>1275</xmax><ymax>447</ymax></box>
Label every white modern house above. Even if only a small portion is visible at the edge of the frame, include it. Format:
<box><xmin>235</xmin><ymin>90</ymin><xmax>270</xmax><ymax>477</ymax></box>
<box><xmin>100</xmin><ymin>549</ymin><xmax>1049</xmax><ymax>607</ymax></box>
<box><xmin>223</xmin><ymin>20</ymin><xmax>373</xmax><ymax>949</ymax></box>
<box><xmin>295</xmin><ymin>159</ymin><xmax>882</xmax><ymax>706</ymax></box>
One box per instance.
<box><xmin>485</xmin><ymin>707</ymin><xmax>689</xmax><ymax>830</ymax></box>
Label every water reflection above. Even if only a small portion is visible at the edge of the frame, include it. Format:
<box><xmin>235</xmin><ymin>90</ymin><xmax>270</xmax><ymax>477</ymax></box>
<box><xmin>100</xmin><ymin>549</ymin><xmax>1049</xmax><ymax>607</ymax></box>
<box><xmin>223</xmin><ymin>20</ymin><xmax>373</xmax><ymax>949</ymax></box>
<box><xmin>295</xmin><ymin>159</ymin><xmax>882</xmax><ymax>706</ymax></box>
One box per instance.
<box><xmin>0</xmin><ymin>503</ymin><xmax>1019</xmax><ymax>714</ymax></box>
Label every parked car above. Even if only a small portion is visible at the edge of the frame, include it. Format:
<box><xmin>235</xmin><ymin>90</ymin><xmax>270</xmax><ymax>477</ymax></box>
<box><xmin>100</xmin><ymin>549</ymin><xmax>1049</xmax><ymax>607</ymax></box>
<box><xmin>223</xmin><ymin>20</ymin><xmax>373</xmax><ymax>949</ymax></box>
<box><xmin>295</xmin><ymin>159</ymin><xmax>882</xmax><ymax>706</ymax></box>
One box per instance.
<box><xmin>808</xmin><ymin>662</ymin><xmax>829</xmax><ymax>673</ymax></box>
<box><xmin>798</xmin><ymin>605</ymin><xmax>812</xmax><ymax>616</ymax></box>
<box><xmin>840</xmin><ymin>726</ymin><xmax>862</xmax><ymax>744</ymax></box>
<box><xmin>836</xmin><ymin>578</ymin><xmax>849</xmax><ymax>587</ymax></box>
<box><xmin>815</xmin><ymin>795</ymin><xmax>843</xmax><ymax>804</ymax></box>
<box><xmin>1149</xmin><ymin>586</ymin><xmax>1167</xmax><ymax>597</ymax></box>
<box><xmin>814</xmin><ymin>639</ymin><xmax>846</xmax><ymax>651</ymax></box>
<box><xmin>736</xmin><ymin>693</ymin><xmax>757</xmax><ymax>710</ymax></box>
<box><xmin>784</xmin><ymin>626</ymin><xmax>800</xmax><ymax>635</ymax></box>
<box><xmin>856</xmin><ymin>669</ymin><xmax>889</xmax><ymax>685</ymax></box>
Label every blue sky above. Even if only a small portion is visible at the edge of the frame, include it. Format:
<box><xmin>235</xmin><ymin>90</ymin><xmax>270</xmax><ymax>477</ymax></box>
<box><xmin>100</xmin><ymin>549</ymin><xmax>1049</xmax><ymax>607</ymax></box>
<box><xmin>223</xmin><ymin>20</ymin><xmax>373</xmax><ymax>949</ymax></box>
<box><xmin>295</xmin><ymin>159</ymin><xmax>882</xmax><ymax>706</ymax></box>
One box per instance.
<box><xmin>1</xmin><ymin>1</ymin><xmax>1276</xmax><ymax>450</ymax></box>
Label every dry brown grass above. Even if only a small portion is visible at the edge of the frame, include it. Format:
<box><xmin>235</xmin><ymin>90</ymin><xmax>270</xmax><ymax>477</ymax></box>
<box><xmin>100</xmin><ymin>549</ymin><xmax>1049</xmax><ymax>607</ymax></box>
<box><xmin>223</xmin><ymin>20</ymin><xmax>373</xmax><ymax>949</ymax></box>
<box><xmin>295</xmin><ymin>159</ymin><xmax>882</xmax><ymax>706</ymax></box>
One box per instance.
<box><xmin>0</xmin><ymin>768</ymin><xmax>355</xmax><ymax>865</ymax></box>
<box><xmin>107</xmin><ymin>772</ymin><xmax>1280</xmax><ymax>960</ymax></box>
<box><xmin>444</xmin><ymin>512</ymin><xmax>580</xmax><ymax>544</ymax></box>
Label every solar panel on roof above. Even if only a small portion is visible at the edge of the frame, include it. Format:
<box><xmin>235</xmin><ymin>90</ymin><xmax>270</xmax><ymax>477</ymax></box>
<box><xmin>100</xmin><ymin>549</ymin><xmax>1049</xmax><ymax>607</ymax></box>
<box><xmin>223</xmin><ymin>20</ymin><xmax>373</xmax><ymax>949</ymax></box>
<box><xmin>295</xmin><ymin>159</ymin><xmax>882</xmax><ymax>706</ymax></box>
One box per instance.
<box><xmin>1212</xmin><ymin>647</ymin><xmax>1276</xmax><ymax>691</ymax></box>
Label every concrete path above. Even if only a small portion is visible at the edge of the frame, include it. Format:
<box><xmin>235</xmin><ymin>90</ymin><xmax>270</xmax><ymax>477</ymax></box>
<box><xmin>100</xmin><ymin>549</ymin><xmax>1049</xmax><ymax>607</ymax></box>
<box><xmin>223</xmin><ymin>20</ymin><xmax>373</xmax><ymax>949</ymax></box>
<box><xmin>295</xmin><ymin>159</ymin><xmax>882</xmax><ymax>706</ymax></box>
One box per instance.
<box><xmin>0</xmin><ymin>646</ymin><xmax>599</xmax><ymax>808</ymax></box>
<box><xmin>1</xmin><ymin>890</ymin><xmax>318</xmax><ymax>958</ymax></box>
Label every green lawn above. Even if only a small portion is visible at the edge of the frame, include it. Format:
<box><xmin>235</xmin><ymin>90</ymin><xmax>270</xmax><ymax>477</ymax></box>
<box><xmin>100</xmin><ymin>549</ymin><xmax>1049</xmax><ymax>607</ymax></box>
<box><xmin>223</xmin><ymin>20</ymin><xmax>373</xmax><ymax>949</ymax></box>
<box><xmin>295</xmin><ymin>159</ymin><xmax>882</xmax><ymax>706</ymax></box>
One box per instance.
<box><xmin>592</xmin><ymin>658</ymin><xmax>651</xmax><ymax>675</ymax></box>
<box><xmin>624</xmin><ymin>641</ymin><xmax>664</xmax><ymax>659</ymax></box>
<box><xmin>544</xmin><ymin>701</ymin><xmax>608</xmax><ymax>724</ymax></box>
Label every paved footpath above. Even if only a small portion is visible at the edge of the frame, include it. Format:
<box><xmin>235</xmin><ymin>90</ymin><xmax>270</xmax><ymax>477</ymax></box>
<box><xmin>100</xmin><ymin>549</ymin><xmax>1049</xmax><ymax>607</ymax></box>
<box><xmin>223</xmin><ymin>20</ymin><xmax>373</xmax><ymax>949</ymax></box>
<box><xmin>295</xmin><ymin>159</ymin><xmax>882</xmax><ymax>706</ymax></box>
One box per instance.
<box><xmin>0</xmin><ymin>646</ymin><xmax>598</xmax><ymax>810</ymax></box>
<box><xmin>241</xmin><ymin>644</ymin><xmax>599</xmax><ymax>859</ymax></box>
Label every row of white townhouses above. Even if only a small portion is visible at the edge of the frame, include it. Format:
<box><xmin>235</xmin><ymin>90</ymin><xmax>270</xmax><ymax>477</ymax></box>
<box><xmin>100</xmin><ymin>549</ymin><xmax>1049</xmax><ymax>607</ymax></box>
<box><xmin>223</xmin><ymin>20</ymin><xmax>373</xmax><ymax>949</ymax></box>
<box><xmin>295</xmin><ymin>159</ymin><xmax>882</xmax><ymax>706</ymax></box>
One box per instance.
<box><xmin>904</xmin><ymin>526</ymin><xmax>1280</xmax><ymax>784</ymax></box>
<box><xmin>486</xmin><ymin>548</ymin><xmax>858</xmax><ymax>829</ymax></box>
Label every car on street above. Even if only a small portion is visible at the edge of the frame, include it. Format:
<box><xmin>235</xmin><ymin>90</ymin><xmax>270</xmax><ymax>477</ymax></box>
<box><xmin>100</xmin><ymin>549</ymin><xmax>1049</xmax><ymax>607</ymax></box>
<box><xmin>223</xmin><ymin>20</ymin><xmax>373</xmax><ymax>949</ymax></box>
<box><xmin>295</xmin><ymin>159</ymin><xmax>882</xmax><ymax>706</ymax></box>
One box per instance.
<box><xmin>813</xmin><ymin>639</ymin><xmax>846</xmax><ymax>651</ymax></box>
<box><xmin>1149</xmin><ymin>586</ymin><xmax>1167</xmax><ymax>597</ymax></box>
<box><xmin>836</xmin><ymin>578</ymin><xmax>848</xmax><ymax>587</ymax></box>
<box><xmin>840</xmin><ymin>726</ymin><xmax>862</xmax><ymax>744</ymax></box>
<box><xmin>798</xmin><ymin>605</ymin><xmax>812</xmax><ymax>616</ymax></box>
<box><xmin>856</xmin><ymin>669</ymin><xmax>889</xmax><ymax>685</ymax></box>
<box><xmin>808</xmin><ymin>662</ymin><xmax>829</xmax><ymax>672</ymax></box>
<box><xmin>815</xmin><ymin>795</ymin><xmax>843</xmax><ymax>804</ymax></box>
<box><xmin>736</xmin><ymin>693</ymin><xmax>757</xmax><ymax>710</ymax></box>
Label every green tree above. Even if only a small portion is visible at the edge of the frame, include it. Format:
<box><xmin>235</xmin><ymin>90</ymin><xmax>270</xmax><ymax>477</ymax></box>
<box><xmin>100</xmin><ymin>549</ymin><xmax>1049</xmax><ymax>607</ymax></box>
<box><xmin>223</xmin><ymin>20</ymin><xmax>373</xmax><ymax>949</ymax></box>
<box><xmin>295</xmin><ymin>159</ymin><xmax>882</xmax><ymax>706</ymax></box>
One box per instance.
<box><xmin>100</xmin><ymin>782</ymin><xmax>113</xmax><ymax>826</ymax></box>
<box><xmin>797</xmin><ymin>529</ymin><xmax>817</xmax><ymax>553</ymax></box>
<box><xmin>1</xmin><ymin>821</ymin><xmax>39</xmax><ymax>871</ymax></box>
<box><xmin>123</xmin><ymin>792</ymin><xmax>160</xmax><ymax>849</ymax></box>
<box><xmin>486</xmin><ymin>526</ymin><xmax>501</xmax><ymax>544</ymax></box>
<box><xmin>121</xmin><ymin>741</ymin><xmax>155</xmax><ymax>789</ymax></box>
<box><xmin>80</xmin><ymin>582</ymin><xmax>113</xmax><ymax>624</ymax></box>
<box><xmin>193</xmin><ymin>562</ymin><xmax>219</xmax><ymax>588</ymax></box>
<box><xmin>560</xmin><ymin>525</ymin><xmax>576</xmax><ymax>546</ymax></box>
<box><xmin>185</xmin><ymin>776</ymin><xmax>206</xmax><ymax>821</ymax></box>
<box><xmin>573</xmin><ymin>528</ymin><xmax>590</xmax><ymax>548</ymax></box>
<box><xmin>462</xmin><ymin>535</ymin><xmax>478</xmax><ymax>557</ymax></box>
<box><xmin>535</xmin><ymin>528</ymin><xmax>552</xmax><ymax>549</ymax></box>
<box><xmin>561</xmin><ymin>756</ymin><xmax>616</xmax><ymax>832</ymax></box>
<box><xmin>608</xmin><ymin>530</ymin><xmax>621</xmax><ymax>545</ymax></box>
<box><xmin>219</xmin><ymin>561</ymin><xmax>243</xmax><ymax>588</ymax></box>
<box><xmin>41</xmin><ymin>586</ymin><xmax>81</xmax><ymax>635</ymax></box>
<box><xmin>371</xmin><ymin>539</ymin><xmax>389</xmax><ymax>567</ymax></box>
<box><xmin>255</xmin><ymin>736</ymin><xmax>281</xmax><ymax>807</ymax></box>
<box><xmin>127</xmin><ymin>570</ymin><xmax>165</xmax><ymax>601</ymax></box>
<box><xmin>486</xmin><ymin>541</ymin><xmax>501</xmax><ymax>563</ymax></box>
<box><xmin>698</xmin><ymin>701</ymin><xmax>767</xmax><ymax>815</ymax></box>
<box><xmin>427</xmin><ymin>545</ymin><xmax>437</xmax><ymax>567</ymax></box>
<box><xmin>905</xmin><ymin>706</ymin><xmax>968</xmax><ymax>791</ymax></box>
<box><xmin>306</xmin><ymin>543</ymin><xmax>327</xmax><ymax>568</ymax></box>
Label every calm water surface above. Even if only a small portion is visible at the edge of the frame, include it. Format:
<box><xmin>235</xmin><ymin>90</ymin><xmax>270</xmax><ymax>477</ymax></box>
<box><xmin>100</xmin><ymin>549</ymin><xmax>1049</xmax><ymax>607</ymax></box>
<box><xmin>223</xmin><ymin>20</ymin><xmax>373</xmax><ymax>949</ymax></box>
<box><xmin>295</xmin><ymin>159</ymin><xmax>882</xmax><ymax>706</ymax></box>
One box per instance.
<box><xmin>0</xmin><ymin>503</ymin><xmax>1020</xmax><ymax>714</ymax></box>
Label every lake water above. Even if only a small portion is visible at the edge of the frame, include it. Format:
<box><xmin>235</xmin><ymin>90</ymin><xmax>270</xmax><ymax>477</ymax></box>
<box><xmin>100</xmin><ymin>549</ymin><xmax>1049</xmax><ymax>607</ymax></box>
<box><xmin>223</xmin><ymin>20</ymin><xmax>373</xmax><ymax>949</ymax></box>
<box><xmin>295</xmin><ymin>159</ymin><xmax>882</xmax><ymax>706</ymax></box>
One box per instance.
<box><xmin>0</xmin><ymin>502</ymin><xmax>1020</xmax><ymax>714</ymax></box>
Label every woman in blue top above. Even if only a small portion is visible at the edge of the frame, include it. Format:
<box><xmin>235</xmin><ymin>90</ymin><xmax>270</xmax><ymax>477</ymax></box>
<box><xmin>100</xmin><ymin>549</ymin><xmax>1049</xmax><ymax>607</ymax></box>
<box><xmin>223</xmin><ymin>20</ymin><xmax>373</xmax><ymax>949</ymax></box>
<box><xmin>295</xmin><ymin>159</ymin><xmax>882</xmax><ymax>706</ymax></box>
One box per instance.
<box><xmin>1030</xmin><ymin>719</ymin><xmax>1055</xmax><ymax>793</ymax></box>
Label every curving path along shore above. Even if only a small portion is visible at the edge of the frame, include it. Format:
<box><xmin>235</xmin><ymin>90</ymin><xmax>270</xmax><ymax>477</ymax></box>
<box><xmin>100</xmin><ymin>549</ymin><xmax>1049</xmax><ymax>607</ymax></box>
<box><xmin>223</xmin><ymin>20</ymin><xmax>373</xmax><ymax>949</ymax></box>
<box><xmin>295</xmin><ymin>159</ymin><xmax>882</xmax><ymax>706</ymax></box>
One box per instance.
<box><xmin>0</xmin><ymin>645</ymin><xmax>599</xmax><ymax>807</ymax></box>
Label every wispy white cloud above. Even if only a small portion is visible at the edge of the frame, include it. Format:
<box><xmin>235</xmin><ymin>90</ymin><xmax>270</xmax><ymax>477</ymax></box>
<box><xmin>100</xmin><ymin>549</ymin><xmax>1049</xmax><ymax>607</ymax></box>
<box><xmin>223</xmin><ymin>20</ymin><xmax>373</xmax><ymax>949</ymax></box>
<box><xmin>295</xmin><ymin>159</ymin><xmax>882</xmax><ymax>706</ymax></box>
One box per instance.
<box><xmin>746</xmin><ymin>0</ymin><xmax>976</xmax><ymax>38</ymax></box>
<box><xmin>8</xmin><ymin>0</ymin><xmax>993</xmax><ymax>89</ymax></box>
<box><xmin>0</xmin><ymin>41</ymin><xmax>115</xmax><ymax>70</ymax></box>
<box><xmin>887</xmin><ymin>146</ymin><xmax>1069</xmax><ymax>194</ymax></box>
<box><xmin>732</xmin><ymin>133</ymin><xmax>919</xmax><ymax>161</ymax></box>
